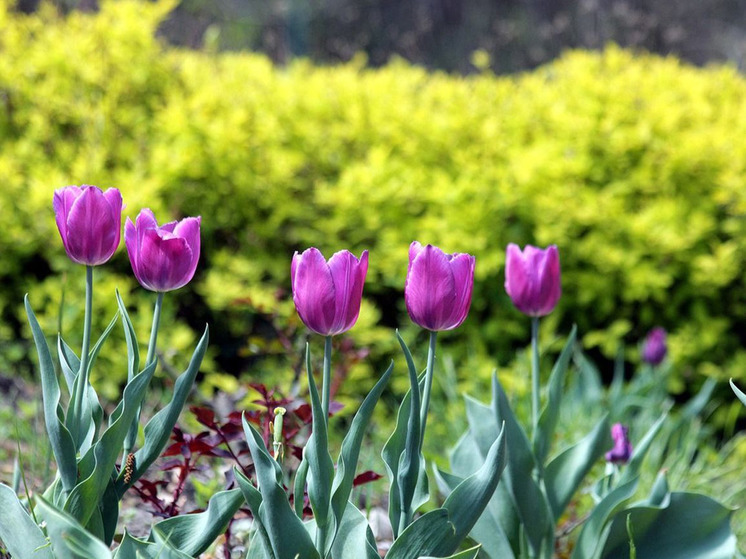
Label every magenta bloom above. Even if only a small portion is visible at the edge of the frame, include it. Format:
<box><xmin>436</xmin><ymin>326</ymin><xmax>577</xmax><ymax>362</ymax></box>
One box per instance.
<box><xmin>291</xmin><ymin>248</ymin><xmax>369</xmax><ymax>336</ymax></box>
<box><xmin>53</xmin><ymin>185</ymin><xmax>123</xmax><ymax>266</ymax></box>
<box><xmin>405</xmin><ymin>242</ymin><xmax>475</xmax><ymax>332</ymax></box>
<box><xmin>504</xmin><ymin>243</ymin><xmax>561</xmax><ymax>317</ymax></box>
<box><xmin>642</xmin><ymin>327</ymin><xmax>667</xmax><ymax>366</ymax></box>
<box><xmin>605</xmin><ymin>423</ymin><xmax>633</xmax><ymax>464</ymax></box>
<box><xmin>125</xmin><ymin>209</ymin><xmax>201</xmax><ymax>292</ymax></box>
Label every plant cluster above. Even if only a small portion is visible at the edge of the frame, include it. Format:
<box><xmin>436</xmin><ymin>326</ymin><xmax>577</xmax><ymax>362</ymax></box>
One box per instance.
<box><xmin>0</xmin><ymin>189</ymin><xmax>739</xmax><ymax>558</ymax></box>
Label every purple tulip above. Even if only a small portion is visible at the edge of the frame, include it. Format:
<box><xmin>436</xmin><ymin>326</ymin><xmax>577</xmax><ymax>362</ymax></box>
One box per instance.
<box><xmin>642</xmin><ymin>327</ymin><xmax>667</xmax><ymax>366</ymax></box>
<box><xmin>605</xmin><ymin>423</ymin><xmax>633</xmax><ymax>464</ymax></box>
<box><xmin>53</xmin><ymin>185</ymin><xmax>123</xmax><ymax>266</ymax></box>
<box><xmin>504</xmin><ymin>243</ymin><xmax>561</xmax><ymax>317</ymax></box>
<box><xmin>291</xmin><ymin>248</ymin><xmax>369</xmax><ymax>336</ymax></box>
<box><xmin>125</xmin><ymin>209</ymin><xmax>201</xmax><ymax>292</ymax></box>
<box><xmin>405</xmin><ymin>242</ymin><xmax>476</xmax><ymax>332</ymax></box>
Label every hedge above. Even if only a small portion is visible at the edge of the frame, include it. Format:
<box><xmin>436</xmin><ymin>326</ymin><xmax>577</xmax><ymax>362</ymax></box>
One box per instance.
<box><xmin>2</xmin><ymin>1</ymin><xmax>746</xmax><ymax>415</ymax></box>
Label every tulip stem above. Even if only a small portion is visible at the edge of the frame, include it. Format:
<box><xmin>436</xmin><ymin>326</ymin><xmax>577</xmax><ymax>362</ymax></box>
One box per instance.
<box><xmin>531</xmin><ymin>316</ymin><xmax>540</xmax><ymax>441</ymax></box>
<box><xmin>321</xmin><ymin>335</ymin><xmax>332</xmax><ymax>422</ymax></box>
<box><xmin>146</xmin><ymin>292</ymin><xmax>164</xmax><ymax>366</ymax></box>
<box><xmin>419</xmin><ymin>330</ymin><xmax>438</xmax><ymax>451</ymax></box>
<box><xmin>70</xmin><ymin>265</ymin><xmax>94</xmax><ymax>450</ymax></box>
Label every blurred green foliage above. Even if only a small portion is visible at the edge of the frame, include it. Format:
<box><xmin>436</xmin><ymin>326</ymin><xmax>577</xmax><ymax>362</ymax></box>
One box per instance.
<box><xmin>2</xmin><ymin>1</ymin><xmax>746</xmax><ymax>412</ymax></box>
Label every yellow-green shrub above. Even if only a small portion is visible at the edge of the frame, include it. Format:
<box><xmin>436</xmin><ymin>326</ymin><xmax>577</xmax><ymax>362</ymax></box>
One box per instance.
<box><xmin>3</xmin><ymin>1</ymin><xmax>746</xmax><ymax>410</ymax></box>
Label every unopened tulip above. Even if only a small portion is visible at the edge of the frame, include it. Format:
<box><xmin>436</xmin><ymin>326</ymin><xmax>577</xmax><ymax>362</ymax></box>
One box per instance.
<box><xmin>125</xmin><ymin>209</ymin><xmax>201</xmax><ymax>292</ymax></box>
<box><xmin>642</xmin><ymin>327</ymin><xmax>667</xmax><ymax>366</ymax></box>
<box><xmin>291</xmin><ymin>248</ymin><xmax>368</xmax><ymax>336</ymax></box>
<box><xmin>605</xmin><ymin>423</ymin><xmax>633</xmax><ymax>464</ymax></box>
<box><xmin>53</xmin><ymin>185</ymin><xmax>123</xmax><ymax>266</ymax></box>
<box><xmin>405</xmin><ymin>242</ymin><xmax>475</xmax><ymax>331</ymax></box>
<box><xmin>504</xmin><ymin>243</ymin><xmax>561</xmax><ymax>317</ymax></box>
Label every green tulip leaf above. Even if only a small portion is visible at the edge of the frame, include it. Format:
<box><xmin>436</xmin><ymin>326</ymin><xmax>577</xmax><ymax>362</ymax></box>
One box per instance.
<box><xmin>241</xmin><ymin>419</ymin><xmax>320</xmax><ymax>559</ymax></box>
<box><xmin>302</xmin><ymin>501</ymin><xmax>379</xmax><ymax>559</ymax></box>
<box><xmin>330</xmin><ymin>361</ymin><xmax>393</xmax><ymax>545</ymax></box>
<box><xmin>113</xmin><ymin>532</ymin><xmax>193</xmax><ymax>559</ymax></box>
<box><xmin>729</xmin><ymin>379</ymin><xmax>746</xmax><ymax>407</ymax></box>
<box><xmin>619</xmin><ymin>413</ymin><xmax>667</xmax><ymax>486</ymax></box>
<box><xmin>383</xmin><ymin>331</ymin><xmax>427</xmax><ymax>538</ymax></box>
<box><xmin>25</xmin><ymin>295</ymin><xmax>78</xmax><ymax>494</ymax></box>
<box><xmin>600</xmin><ymin>492</ymin><xmax>736</xmax><ymax>559</ymax></box>
<box><xmin>58</xmin><ymin>337</ymin><xmax>104</xmax><ymax>454</ymax></box>
<box><xmin>492</xmin><ymin>372</ymin><xmax>553</xmax><ymax>556</ymax></box>
<box><xmin>117</xmin><ymin>325</ymin><xmax>209</xmax><ymax>494</ymax></box>
<box><xmin>419</xmin><ymin>545</ymin><xmax>482</xmax><ymax>559</ymax></box>
<box><xmin>151</xmin><ymin>488</ymin><xmax>244</xmax><ymax>556</ymax></box>
<box><xmin>534</xmin><ymin>325</ymin><xmax>577</xmax><ymax>463</ymax></box>
<box><xmin>304</xmin><ymin>343</ymin><xmax>336</xmax><ymax>554</ymax></box>
<box><xmin>571</xmin><ymin>477</ymin><xmax>639</xmax><ymax>559</ymax></box>
<box><xmin>63</xmin><ymin>359</ymin><xmax>157</xmax><ymax>527</ymax></box>
<box><xmin>545</xmin><ymin>415</ymin><xmax>612</xmax><ymax>521</ymax></box>
<box><xmin>35</xmin><ymin>496</ymin><xmax>112</xmax><ymax>559</ymax></box>
<box><xmin>0</xmin><ymin>483</ymin><xmax>54</xmax><ymax>559</ymax></box>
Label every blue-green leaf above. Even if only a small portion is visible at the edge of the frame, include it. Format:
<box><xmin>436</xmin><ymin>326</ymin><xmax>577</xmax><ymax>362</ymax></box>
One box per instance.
<box><xmin>117</xmin><ymin>325</ymin><xmax>209</xmax><ymax>494</ymax></box>
<box><xmin>534</xmin><ymin>325</ymin><xmax>577</xmax><ymax>463</ymax></box>
<box><xmin>113</xmin><ymin>532</ymin><xmax>193</xmax><ymax>559</ymax></box>
<box><xmin>545</xmin><ymin>415</ymin><xmax>612</xmax><ymax>521</ymax></box>
<box><xmin>35</xmin><ymin>496</ymin><xmax>112</xmax><ymax>559</ymax></box>
<box><xmin>419</xmin><ymin>545</ymin><xmax>482</xmax><ymax>559</ymax></box>
<box><xmin>241</xmin><ymin>419</ymin><xmax>320</xmax><ymax>559</ymax></box>
<box><xmin>63</xmin><ymin>359</ymin><xmax>157</xmax><ymax>526</ymax></box>
<box><xmin>330</xmin><ymin>361</ymin><xmax>393</xmax><ymax>546</ymax></box>
<box><xmin>0</xmin><ymin>483</ymin><xmax>54</xmax><ymax>559</ymax></box>
<box><xmin>304</xmin><ymin>343</ymin><xmax>336</xmax><ymax>554</ymax></box>
<box><xmin>571</xmin><ymin>477</ymin><xmax>639</xmax><ymax>559</ymax></box>
<box><xmin>492</xmin><ymin>373</ymin><xmax>553</xmax><ymax>556</ymax></box>
<box><xmin>151</xmin><ymin>488</ymin><xmax>244</xmax><ymax>556</ymax></box>
<box><xmin>619</xmin><ymin>413</ymin><xmax>667</xmax><ymax>486</ymax></box>
<box><xmin>25</xmin><ymin>295</ymin><xmax>77</xmax><ymax>494</ymax></box>
<box><xmin>600</xmin><ymin>492</ymin><xmax>736</xmax><ymax>559</ymax></box>
<box><xmin>729</xmin><ymin>379</ymin><xmax>746</xmax><ymax>407</ymax></box>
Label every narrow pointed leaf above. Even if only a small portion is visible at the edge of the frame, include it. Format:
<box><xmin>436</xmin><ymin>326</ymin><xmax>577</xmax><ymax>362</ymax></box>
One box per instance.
<box><xmin>117</xmin><ymin>326</ymin><xmax>209</xmax><ymax>494</ymax></box>
<box><xmin>330</xmin><ymin>361</ymin><xmax>393</xmax><ymax>538</ymax></box>
<box><xmin>419</xmin><ymin>546</ymin><xmax>482</xmax><ymax>559</ymax></box>
<box><xmin>152</xmin><ymin>489</ymin><xmax>244</xmax><ymax>556</ymax></box>
<box><xmin>600</xmin><ymin>493</ymin><xmax>736</xmax><ymax>559</ymax></box>
<box><xmin>492</xmin><ymin>373</ymin><xmax>553</xmax><ymax>556</ymax></box>
<box><xmin>730</xmin><ymin>379</ymin><xmax>746</xmax><ymax>406</ymax></box>
<box><xmin>35</xmin><ymin>496</ymin><xmax>112</xmax><ymax>559</ymax></box>
<box><xmin>25</xmin><ymin>296</ymin><xmax>77</xmax><ymax>493</ymax></box>
<box><xmin>63</xmin><ymin>360</ymin><xmax>157</xmax><ymax>526</ymax></box>
<box><xmin>304</xmin><ymin>344</ymin><xmax>336</xmax><ymax>553</ymax></box>
<box><xmin>113</xmin><ymin>532</ymin><xmax>193</xmax><ymax>559</ymax></box>
<box><xmin>534</xmin><ymin>325</ymin><xmax>577</xmax><ymax>463</ymax></box>
<box><xmin>329</xmin><ymin>502</ymin><xmax>379</xmax><ymax>559</ymax></box>
<box><xmin>241</xmin><ymin>418</ymin><xmax>320</xmax><ymax>559</ymax></box>
<box><xmin>235</xmin><ymin>469</ymin><xmax>275</xmax><ymax>559</ymax></box>
<box><xmin>571</xmin><ymin>477</ymin><xmax>639</xmax><ymax>559</ymax></box>
<box><xmin>0</xmin><ymin>483</ymin><xmax>54</xmax><ymax>559</ymax></box>
<box><xmin>545</xmin><ymin>415</ymin><xmax>612</xmax><ymax>521</ymax></box>
<box><xmin>619</xmin><ymin>413</ymin><xmax>667</xmax><ymax>486</ymax></box>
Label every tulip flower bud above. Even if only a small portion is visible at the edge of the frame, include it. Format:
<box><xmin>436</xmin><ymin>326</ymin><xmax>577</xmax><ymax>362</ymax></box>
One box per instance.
<box><xmin>405</xmin><ymin>242</ymin><xmax>476</xmax><ymax>331</ymax></box>
<box><xmin>605</xmin><ymin>423</ymin><xmax>633</xmax><ymax>464</ymax></box>
<box><xmin>291</xmin><ymin>248</ymin><xmax>368</xmax><ymax>336</ymax></box>
<box><xmin>125</xmin><ymin>208</ymin><xmax>201</xmax><ymax>292</ymax></box>
<box><xmin>504</xmin><ymin>243</ymin><xmax>561</xmax><ymax>317</ymax></box>
<box><xmin>53</xmin><ymin>185</ymin><xmax>123</xmax><ymax>266</ymax></box>
<box><xmin>641</xmin><ymin>327</ymin><xmax>667</xmax><ymax>366</ymax></box>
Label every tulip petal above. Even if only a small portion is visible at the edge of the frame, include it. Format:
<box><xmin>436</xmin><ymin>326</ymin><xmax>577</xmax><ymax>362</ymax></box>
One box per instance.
<box><xmin>291</xmin><ymin>248</ymin><xmax>336</xmax><ymax>335</ymax></box>
<box><xmin>326</xmin><ymin>250</ymin><xmax>368</xmax><ymax>334</ymax></box>
<box><xmin>138</xmin><ymin>230</ymin><xmax>194</xmax><ymax>292</ymax></box>
<box><xmin>64</xmin><ymin>186</ymin><xmax>120</xmax><ymax>265</ymax></box>
<box><xmin>405</xmin><ymin>244</ymin><xmax>456</xmax><ymax>331</ymax></box>
<box><xmin>446</xmin><ymin>253</ymin><xmax>475</xmax><ymax>330</ymax></box>
<box><xmin>172</xmin><ymin>216</ymin><xmax>201</xmax><ymax>286</ymax></box>
<box><xmin>504</xmin><ymin>243</ymin><xmax>561</xmax><ymax>316</ymax></box>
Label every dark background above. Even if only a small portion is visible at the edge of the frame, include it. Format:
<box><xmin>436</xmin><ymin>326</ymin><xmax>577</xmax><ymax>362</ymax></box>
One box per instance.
<box><xmin>15</xmin><ymin>0</ymin><xmax>746</xmax><ymax>74</ymax></box>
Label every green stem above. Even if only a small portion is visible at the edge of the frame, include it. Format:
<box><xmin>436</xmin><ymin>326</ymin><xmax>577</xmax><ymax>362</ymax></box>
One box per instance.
<box><xmin>321</xmin><ymin>335</ymin><xmax>332</xmax><ymax>422</ymax></box>
<box><xmin>123</xmin><ymin>292</ymin><xmax>163</xmax><ymax>458</ymax></box>
<box><xmin>419</xmin><ymin>330</ymin><xmax>438</xmax><ymax>452</ymax></box>
<box><xmin>146</xmin><ymin>292</ymin><xmax>164</xmax><ymax>366</ymax></box>
<box><xmin>531</xmin><ymin>316</ymin><xmax>540</xmax><ymax>442</ymax></box>
<box><xmin>71</xmin><ymin>266</ymin><xmax>93</xmax><ymax>448</ymax></box>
